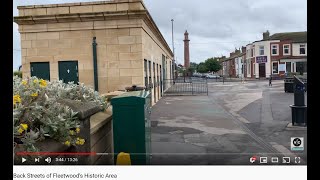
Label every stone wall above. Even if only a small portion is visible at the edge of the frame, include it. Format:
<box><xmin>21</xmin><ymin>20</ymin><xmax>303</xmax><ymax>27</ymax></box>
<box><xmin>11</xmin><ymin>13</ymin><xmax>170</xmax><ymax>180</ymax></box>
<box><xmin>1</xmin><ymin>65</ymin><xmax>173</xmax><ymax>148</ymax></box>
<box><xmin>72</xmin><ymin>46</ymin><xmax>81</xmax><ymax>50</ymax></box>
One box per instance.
<box><xmin>142</xmin><ymin>21</ymin><xmax>173</xmax><ymax>104</ymax></box>
<box><xmin>90</xmin><ymin>110</ymin><xmax>113</xmax><ymax>165</ymax></box>
<box><xmin>19</xmin><ymin>24</ymin><xmax>144</xmax><ymax>93</ymax></box>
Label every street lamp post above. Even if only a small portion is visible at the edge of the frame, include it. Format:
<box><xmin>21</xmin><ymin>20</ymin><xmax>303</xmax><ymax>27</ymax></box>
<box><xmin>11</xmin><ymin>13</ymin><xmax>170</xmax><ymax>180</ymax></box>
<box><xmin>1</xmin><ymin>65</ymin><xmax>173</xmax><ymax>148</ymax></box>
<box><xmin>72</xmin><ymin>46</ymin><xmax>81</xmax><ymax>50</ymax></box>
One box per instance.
<box><xmin>171</xmin><ymin>19</ymin><xmax>175</xmax><ymax>80</ymax></box>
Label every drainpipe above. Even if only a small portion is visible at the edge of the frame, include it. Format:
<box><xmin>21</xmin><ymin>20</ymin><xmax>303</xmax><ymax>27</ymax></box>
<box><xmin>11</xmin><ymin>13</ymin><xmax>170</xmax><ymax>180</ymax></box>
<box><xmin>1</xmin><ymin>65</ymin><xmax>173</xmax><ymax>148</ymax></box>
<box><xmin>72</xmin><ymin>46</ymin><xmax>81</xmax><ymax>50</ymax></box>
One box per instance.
<box><xmin>92</xmin><ymin>37</ymin><xmax>99</xmax><ymax>91</ymax></box>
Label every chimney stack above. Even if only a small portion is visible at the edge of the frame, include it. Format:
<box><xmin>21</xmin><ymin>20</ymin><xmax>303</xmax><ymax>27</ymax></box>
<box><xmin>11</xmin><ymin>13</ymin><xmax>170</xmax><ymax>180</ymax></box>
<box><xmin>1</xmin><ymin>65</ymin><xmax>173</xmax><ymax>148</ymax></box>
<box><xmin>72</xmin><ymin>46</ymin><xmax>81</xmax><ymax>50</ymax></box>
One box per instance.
<box><xmin>263</xmin><ymin>30</ymin><xmax>270</xmax><ymax>40</ymax></box>
<box><xmin>241</xmin><ymin>46</ymin><xmax>246</xmax><ymax>53</ymax></box>
<box><xmin>184</xmin><ymin>30</ymin><xmax>190</xmax><ymax>68</ymax></box>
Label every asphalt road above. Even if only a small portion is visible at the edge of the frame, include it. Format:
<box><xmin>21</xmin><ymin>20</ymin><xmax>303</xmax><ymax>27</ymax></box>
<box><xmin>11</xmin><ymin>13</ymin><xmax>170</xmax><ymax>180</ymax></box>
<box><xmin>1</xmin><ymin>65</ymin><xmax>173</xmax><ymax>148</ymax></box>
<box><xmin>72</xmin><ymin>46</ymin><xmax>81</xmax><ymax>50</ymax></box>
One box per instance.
<box><xmin>150</xmin><ymin>80</ymin><xmax>307</xmax><ymax>165</ymax></box>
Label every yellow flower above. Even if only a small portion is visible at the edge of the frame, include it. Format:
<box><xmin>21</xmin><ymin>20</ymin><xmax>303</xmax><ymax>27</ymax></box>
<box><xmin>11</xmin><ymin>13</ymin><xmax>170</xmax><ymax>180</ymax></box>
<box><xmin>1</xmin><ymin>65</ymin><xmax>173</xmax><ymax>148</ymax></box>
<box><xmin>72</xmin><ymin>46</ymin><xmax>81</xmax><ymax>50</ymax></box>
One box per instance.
<box><xmin>69</xmin><ymin>130</ymin><xmax>75</xmax><ymax>135</ymax></box>
<box><xmin>64</xmin><ymin>141</ymin><xmax>71</xmax><ymax>146</ymax></box>
<box><xmin>20</xmin><ymin>124</ymin><xmax>28</xmax><ymax>131</ymax></box>
<box><xmin>13</xmin><ymin>95</ymin><xmax>21</xmax><ymax>104</ymax></box>
<box><xmin>76</xmin><ymin>128</ymin><xmax>80</xmax><ymax>134</ymax></box>
<box><xmin>33</xmin><ymin>79</ymin><xmax>39</xmax><ymax>84</ymax></box>
<box><xmin>76</xmin><ymin>138</ymin><xmax>85</xmax><ymax>145</ymax></box>
<box><xmin>17</xmin><ymin>128</ymin><xmax>24</xmax><ymax>134</ymax></box>
<box><xmin>39</xmin><ymin>79</ymin><xmax>47</xmax><ymax>88</ymax></box>
<box><xmin>31</xmin><ymin>92</ymin><xmax>38</xmax><ymax>97</ymax></box>
<box><xmin>22</xmin><ymin>80</ymin><xmax>27</xmax><ymax>86</ymax></box>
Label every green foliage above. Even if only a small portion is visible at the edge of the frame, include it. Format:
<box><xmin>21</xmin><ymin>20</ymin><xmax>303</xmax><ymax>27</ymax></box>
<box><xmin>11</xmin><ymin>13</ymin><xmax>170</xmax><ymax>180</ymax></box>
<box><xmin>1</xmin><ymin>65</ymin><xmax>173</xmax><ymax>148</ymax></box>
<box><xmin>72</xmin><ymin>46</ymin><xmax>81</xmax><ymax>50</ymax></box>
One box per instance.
<box><xmin>190</xmin><ymin>62</ymin><xmax>198</xmax><ymax>69</ymax></box>
<box><xmin>13</xmin><ymin>71</ymin><xmax>22</xmax><ymax>78</ymax></box>
<box><xmin>204</xmin><ymin>57</ymin><xmax>222</xmax><ymax>73</ymax></box>
<box><xmin>13</xmin><ymin>76</ymin><xmax>109</xmax><ymax>153</ymax></box>
<box><xmin>197</xmin><ymin>62</ymin><xmax>208</xmax><ymax>73</ymax></box>
<box><xmin>187</xmin><ymin>67</ymin><xmax>195</xmax><ymax>73</ymax></box>
<box><xmin>187</xmin><ymin>62</ymin><xmax>198</xmax><ymax>73</ymax></box>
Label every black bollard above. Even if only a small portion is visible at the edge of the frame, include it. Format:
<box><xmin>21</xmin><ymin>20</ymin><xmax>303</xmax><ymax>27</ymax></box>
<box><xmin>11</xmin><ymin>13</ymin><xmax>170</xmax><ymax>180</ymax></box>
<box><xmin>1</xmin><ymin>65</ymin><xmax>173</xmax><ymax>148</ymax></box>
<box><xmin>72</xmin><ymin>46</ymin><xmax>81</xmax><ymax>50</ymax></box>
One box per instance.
<box><xmin>289</xmin><ymin>76</ymin><xmax>307</xmax><ymax>126</ymax></box>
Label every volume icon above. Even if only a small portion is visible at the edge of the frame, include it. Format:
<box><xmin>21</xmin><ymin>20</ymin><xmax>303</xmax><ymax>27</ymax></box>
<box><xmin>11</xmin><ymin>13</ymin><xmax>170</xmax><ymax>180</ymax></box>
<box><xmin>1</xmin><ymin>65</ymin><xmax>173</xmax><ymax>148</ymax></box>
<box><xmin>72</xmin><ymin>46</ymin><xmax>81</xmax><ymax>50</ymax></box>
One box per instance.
<box><xmin>45</xmin><ymin>157</ymin><xmax>51</xmax><ymax>164</ymax></box>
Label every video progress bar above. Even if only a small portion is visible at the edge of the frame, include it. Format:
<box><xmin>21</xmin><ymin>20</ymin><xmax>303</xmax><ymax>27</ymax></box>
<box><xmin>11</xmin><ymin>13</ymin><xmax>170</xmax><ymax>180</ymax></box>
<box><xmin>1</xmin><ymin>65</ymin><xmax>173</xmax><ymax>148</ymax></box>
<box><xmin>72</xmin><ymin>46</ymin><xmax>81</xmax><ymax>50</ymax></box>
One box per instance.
<box><xmin>16</xmin><ymin>152</ymin><xmax>307</xmax><ymax>156</ymax></box>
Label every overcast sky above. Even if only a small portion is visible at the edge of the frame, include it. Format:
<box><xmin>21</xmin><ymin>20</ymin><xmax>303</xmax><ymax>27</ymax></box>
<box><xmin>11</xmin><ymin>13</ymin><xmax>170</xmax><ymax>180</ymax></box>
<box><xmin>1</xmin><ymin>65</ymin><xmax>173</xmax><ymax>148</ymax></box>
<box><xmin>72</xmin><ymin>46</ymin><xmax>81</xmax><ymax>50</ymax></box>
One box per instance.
<box><xmin>13</xmin><ymin>0</ymin><xmax>307</xmax><ymax>70</ymax></box>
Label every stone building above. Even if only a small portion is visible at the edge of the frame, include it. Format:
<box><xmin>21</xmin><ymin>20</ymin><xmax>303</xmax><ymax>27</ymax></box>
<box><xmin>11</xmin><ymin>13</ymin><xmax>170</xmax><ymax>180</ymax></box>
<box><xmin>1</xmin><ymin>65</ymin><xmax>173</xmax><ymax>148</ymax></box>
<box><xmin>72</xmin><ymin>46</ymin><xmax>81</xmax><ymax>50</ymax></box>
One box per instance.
<box><xmin>269</xmin><ymin>31</ymin><xmax>307</xmax><ymax>77</ymax></box>
<box><xmin>245</xmin><ymin>31</ymin><xmax>307</xmax><ymax>79</ymax></box>
<box><xmin>14</xmin><ymin>0</ymin><xmax>173</xmax><ymax>104</ymax></box>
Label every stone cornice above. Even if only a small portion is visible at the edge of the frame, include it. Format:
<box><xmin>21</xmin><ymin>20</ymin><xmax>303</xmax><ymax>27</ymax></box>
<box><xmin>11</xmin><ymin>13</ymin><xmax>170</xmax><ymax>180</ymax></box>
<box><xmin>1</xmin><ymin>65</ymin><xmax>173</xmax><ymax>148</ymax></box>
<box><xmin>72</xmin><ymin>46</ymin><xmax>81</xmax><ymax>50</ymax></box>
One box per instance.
<box><xmin>14</xmin><ymin>10</ymin><xmax>144</xmax><ymax>25</ymax></box>
<box><xmin>17</xmin><ymin>0</ymin><xmax>142</xmax><ymax>9</ymax></box>
<box><xmin>14</xmin><ymin>9</ymin><xmax>173</xmax><ymax>57</ymax></box>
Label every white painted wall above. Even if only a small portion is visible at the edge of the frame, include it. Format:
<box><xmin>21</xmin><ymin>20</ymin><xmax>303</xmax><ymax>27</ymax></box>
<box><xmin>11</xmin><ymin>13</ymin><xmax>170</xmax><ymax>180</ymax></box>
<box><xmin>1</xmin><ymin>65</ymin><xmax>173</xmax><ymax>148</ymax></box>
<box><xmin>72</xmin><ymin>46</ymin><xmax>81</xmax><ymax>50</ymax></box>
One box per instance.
<box><xmin>292</xmin><ymin>43</ymin><xmax>307</xmax><ymax>56</ymax></box>
<box><xmin>235</xmin><ymin>56</ymin><xmax>244</xmax><ymax>78</ymax></box>
<box><xmin>253</xmin><ymin>40</ymin><xmax>279</xmax><ymax>78</ymax></box>
<box><xmin>246</xmin><ymin>59</ymin><xmax>251</xmax><ymax>78</ymax></box>
<box><xmin>246</xmin><ymin>44</ymin><xmax>253</xmax><ymax>78</ymax></box>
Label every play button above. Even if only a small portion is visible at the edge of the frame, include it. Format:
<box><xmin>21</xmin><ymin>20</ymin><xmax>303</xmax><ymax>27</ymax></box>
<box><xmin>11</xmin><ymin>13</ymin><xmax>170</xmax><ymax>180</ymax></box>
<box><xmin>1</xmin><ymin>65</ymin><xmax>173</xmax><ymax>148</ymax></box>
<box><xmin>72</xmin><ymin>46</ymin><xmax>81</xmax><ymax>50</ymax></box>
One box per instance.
<box><xmin>22</xmin><ymin>158</ymin><xmax>27</xmax><ymax>163</ymax></box>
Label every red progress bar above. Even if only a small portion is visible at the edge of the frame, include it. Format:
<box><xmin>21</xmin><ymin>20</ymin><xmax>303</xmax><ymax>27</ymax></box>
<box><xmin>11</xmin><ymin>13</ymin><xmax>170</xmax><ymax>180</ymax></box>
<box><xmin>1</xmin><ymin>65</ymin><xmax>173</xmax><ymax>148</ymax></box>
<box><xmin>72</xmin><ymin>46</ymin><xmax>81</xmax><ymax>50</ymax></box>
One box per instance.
<box><xmin>16</xmin><ymin>152</ymin><xmax>97</xmax><ymax>156</ymax></box>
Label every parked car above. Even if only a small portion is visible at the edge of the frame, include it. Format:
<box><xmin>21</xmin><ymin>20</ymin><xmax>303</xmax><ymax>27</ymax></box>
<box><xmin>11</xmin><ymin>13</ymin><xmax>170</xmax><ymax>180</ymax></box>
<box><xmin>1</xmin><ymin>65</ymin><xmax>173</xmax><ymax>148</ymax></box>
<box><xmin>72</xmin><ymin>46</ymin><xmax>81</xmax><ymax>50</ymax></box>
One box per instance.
<box><xmin>201</xmin><ymin>74</ymin><xmax>208</xmax><ymax>78</ymax></box>
<box><xmin>206</xmin><ymin>74</ymin><xmax>220</xmax><ymax>79</ymax></box>
<box><xmin>193</xmin><ymin>73</ymin><xmax>202</xmax><ymax>77</ymax></box>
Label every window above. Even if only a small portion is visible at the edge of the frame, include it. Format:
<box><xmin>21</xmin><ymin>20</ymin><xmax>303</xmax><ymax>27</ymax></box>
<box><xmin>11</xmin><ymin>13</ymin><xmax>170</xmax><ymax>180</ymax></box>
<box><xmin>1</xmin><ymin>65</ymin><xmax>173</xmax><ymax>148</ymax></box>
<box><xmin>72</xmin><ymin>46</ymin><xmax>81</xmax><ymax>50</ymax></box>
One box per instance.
<box><xmin>283</xmin><ymin>44</ymin><xmax>290</xmax><ymax>55</ymax></box>
<box><xmin>170</xmin><ymin>61</ymin><xmax>172</xmax><ymax>79</ymax></box>
<box><xmin>144</xmin><ymin>59</ymin><xmax>148</xmax><ymax>88</ymax></box>
<box><xmin>252</xmin><ymin>48</ymin><xmax>255</xmax><ymax>57</ymax></box>
<box><xmin>271</xmin><ymin>45</ymin><xmax>278</xmax><ymax>55</ymax></box>
<box><xmin>300</xmin><ymin>44</ymin><xmax>306</xmax><ymax>55</ymax></box>
<box><xmin>286</xmin><ymin>62</ymin><xmax>291</xmax><ymax>73</ymax></box>
<box><xmin>272</xmin><ymin>62</ymin><xmax>279</xmax><ymax>74</ymax></box>
<box><xmin>296</xmin><ymin>62</ymin><xmax>307</xmax><ymax>73</ymax></box>
<box><xmin>148</xmin><ymin>60</ymin><xmax>152</xmax><ymax>89</ymax></box>
<box><xmin>259</xmin><ymin>46</ymin><xmax>264</xmax><ymax>55</ymax></box>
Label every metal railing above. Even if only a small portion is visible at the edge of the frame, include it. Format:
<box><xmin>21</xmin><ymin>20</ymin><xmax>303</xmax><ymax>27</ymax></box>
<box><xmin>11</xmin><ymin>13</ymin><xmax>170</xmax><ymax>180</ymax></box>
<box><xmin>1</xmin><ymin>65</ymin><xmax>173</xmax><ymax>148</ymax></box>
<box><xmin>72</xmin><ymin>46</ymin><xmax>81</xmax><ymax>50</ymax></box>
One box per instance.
<box><xmin>163</xmin><ymin>77</ymin><xmax>208</xmax><ymax>96</ymax></box>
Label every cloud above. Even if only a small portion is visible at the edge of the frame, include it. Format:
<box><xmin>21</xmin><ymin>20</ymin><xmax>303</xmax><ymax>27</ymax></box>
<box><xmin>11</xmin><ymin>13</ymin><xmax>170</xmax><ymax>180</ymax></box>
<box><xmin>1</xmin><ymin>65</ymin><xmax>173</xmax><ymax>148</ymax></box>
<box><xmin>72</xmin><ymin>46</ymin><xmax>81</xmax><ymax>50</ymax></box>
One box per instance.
<box><xmin>13</xmin><ymin>0</ymin><xmax>307</xmax><ymax>69</ymax></box>
<box><xmin>144</xmin><ymin>0</ymin><xmax>306</xmax><ymax>63</ymax></box>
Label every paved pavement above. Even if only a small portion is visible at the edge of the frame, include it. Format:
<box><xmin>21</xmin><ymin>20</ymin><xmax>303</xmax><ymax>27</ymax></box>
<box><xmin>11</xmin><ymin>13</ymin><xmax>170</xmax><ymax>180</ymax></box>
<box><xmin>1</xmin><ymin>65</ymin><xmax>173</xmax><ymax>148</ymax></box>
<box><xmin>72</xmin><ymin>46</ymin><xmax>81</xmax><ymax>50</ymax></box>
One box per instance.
<box><xmin>150</xmin><ymin>80</ymin><xmax>307</xmax><ymax>165</ymax></box>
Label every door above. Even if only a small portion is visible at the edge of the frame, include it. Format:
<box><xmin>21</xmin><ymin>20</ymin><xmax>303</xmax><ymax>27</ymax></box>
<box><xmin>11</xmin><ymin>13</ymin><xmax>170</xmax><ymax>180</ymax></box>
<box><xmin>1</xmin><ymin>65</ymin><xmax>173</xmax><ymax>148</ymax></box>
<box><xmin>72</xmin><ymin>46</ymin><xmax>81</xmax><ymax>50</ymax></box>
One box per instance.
<box><xmin>58</xmin><ymin>61</ymin><xmax>79</xmax><ymax>84</ymax></box>
<box><xmin>259</xmin><ymin>63</ymin><xmax>266</xmax><ymax>78</ymax></box>
<box><xmin>162</xmin><ymin>56</ymin><xmax>166</xmax><ymax>90</ymax></box>
<box><xmin>153</xmin><ymin>62</ymin><xmax>156</xmax><ymax>103</ymax></box>
<box><xmin>30</xmin><ymin>62</ymin><xmax>50</xmax><ymax>80</ymax></box>
<box><xmin>286</xmin><ymin>62</ymin><xmax>292</xmax><ymax>73</ymax></box>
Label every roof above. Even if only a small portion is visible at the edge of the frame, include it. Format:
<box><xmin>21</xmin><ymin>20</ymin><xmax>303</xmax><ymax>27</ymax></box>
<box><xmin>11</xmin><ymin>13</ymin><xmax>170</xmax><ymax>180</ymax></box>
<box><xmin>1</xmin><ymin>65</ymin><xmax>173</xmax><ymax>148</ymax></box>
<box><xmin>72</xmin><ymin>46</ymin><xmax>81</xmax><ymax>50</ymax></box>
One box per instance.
<box><xmin>268</xmin><ymin>31</ymin><xmax>307</xmax><ymax>43</ymax></box>
<box><xmin>251</xmin><ymin>31</ymin><xmax>307</xmax><ymax>43</ymax></box>
<box><xmin>222</xmin><ymin>52</ymin><xmax>245</xmax><ymax>62</ymax></box>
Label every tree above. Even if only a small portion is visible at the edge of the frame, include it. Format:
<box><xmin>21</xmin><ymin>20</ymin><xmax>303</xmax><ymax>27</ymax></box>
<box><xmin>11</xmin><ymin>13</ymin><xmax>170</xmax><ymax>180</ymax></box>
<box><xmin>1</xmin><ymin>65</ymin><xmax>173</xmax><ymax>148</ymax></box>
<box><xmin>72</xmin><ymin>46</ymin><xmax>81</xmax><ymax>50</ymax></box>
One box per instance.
<box><xmin>13</xmin><ymin>71</ymin><xmax>22</xmax><ymax>78</ymax></box>
<box><xmin>205</xmin><ymin>57</ymin><xmax>222</xmax><ymax>73</ymax></box>
<box><xmin>190</xmin><ymin>62</ymin><xmax>198</xmax><ymax>69</ymax></box>
<box><xmin>197</xmin><ymin>62</ymin><xmax>208</xmax><ymax>73</ymax></box>
<box><xmin>187</xmin><ymin>62</ymin><xmax>198</xmax><ymax>74</ymax></box>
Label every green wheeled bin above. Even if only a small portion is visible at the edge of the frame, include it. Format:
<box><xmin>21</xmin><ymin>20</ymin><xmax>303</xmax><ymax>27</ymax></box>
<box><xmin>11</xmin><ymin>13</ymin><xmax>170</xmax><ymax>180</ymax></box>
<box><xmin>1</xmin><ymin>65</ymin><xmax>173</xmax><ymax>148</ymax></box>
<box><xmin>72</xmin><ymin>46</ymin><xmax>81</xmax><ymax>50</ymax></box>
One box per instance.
<box><xmin>111</xmin><ymin>90</ymin><xmax>151</xmax><ymax>165</ymax></box>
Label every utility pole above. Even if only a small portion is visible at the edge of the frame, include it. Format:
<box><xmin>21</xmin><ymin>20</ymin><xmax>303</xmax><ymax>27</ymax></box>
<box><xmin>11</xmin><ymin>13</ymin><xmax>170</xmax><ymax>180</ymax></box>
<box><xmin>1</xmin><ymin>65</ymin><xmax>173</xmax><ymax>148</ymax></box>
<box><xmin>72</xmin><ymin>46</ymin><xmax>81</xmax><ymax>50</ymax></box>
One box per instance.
<box><xmin>171</xmin><ymin>19</ymin><xmax>175</xmax><ymax>79</ymax></box>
